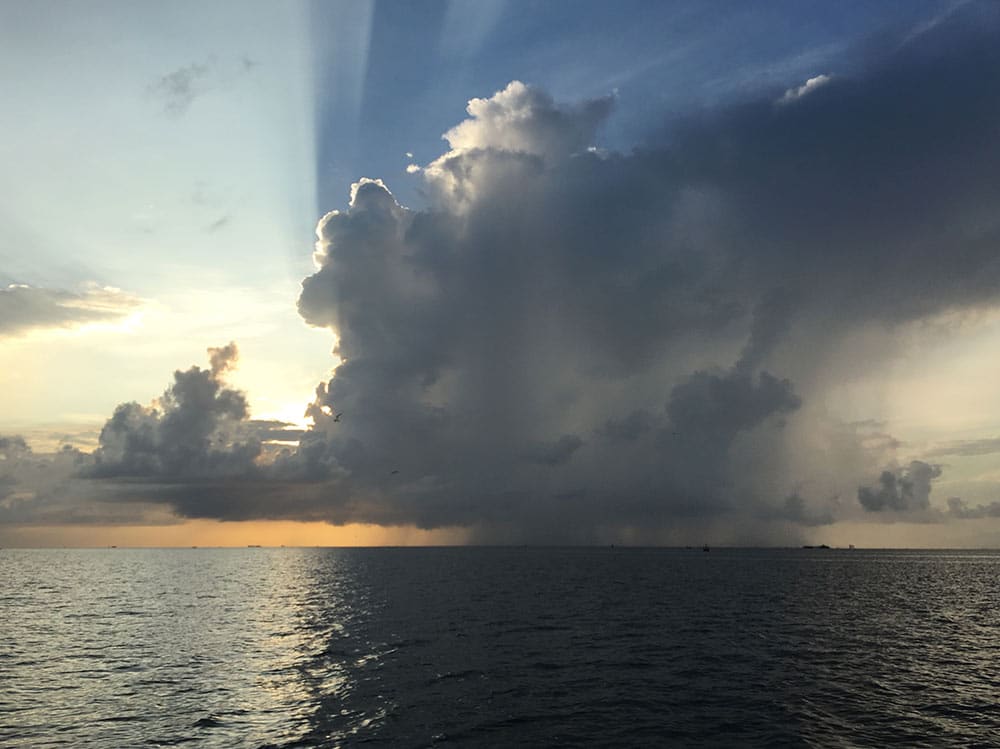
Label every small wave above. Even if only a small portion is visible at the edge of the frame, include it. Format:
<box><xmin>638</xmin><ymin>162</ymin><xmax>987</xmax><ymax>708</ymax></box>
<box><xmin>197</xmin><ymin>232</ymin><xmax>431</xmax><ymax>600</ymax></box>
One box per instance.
<box><xmin>387</xmin><ymin>637</ymin><xmax>432</xmax><ymax>648</ymax></box>
<box><xmin>432</xmin><ymin>669</ymin><xmax>485</xmax><ymax>683</ymax></box>
<box><xmin>529</xmin><ymin>661</ymin><xmax>564</xmax><ymax>671</ymax></box>
<box><xmin>192</xmin><ymin>716</ymin><xmax>224</xmax><ymax>728</ymax></box>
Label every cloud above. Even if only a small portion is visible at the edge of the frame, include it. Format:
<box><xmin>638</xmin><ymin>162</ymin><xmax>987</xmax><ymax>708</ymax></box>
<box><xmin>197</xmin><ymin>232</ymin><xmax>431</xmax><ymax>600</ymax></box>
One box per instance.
<box><xmin>0</xmin><ymin>283</ymin><xmax>140</xmax><ymax>337</ymax></box>
<box><xmin>925</xmin><ymin>437</ymin><xmax>1000</xmax><ymax>458</ymax></box>
<box><xmin>597</xmin><ymin>410</ymin><xmax>655</xmax><ymax>443</ymax></box>
<box><xmin>208</xmin><ymin>341</ymin><xmax>239</xmax><ymax>377</ymax></box>
<box><xmin>88</xmin><ymin>342</ymin><xmax>259</xmax><ymax>481</ymax></box>
<box><xmin>206</xmin><ymin>215</ymin><xmax>231</xmax><ymax>232</ymax></box>
<box><xmin>0</xmin><ymin>340</ymin><xmax>337</xmax><ymax>526</ymax></box>
<box><xmin>761</xmin><ymin>493</ymin><xmax>835</xmax><ymax>527</ymax></box>
<box><xmin>292</xmin><ymin>76</ymin><xmax>816</xmax><ymax>537</ymax></box>
<box><xmin>147</xmin><ymin>56</ymin><xmax>258</xmax><ymax>116</ymax></box>
<box><xmin>777</xmin><ymin>73</ymin><xmax>832</xmax><ymax>104</ymax></box>
<box><xmin>667</xmin><ymin>370</ymin><xmax>800</xmax><ymax>446</ymax></box>
<box><xmin>8</xmin><ymin>8</ymin><xmax>1000</xmax><ymax>542</ymax></box>
<box><xmin>439</xmin><ymin>80</ymin><xmax>613</xmax><ymax>158</ymax></box>
<box><xmin>521</xmin><ymin>435</ymin><xmax>584</xmax><ymax>467</ymax></box>
<box><xmin>290</xmin><ymin>9</ymin><xmax>1000</xmax><ymax>540</ymax></box>
<box><xmin>0</xmin><ymin>437</ymin><xmax>140</xmax><ymax>526</ymax></box>
<box><xmin>418</xmin><ymin>81</ymin><xmax>615</xmax><ymax>210</ymax></box>
<box><xmin>245</xmin><ymin>420</ymin><xmax>306</xmax><ymax>444</ymax></box>
<box><xmin>0</xmin><ymin>435</ymin><xmax>29</xmax><ymax>457</ymax></box>
<box><xmin>148</xmin><ymin>61</ymin><xmax>212</xmax><ymax>116</ymax></box>
<box><xmin>946</xmin><ymin>496</ymin><xmax>1000</xmax><ymax>519</ymax></box>
<box><xmin>857</xmin><ymin>461</ymin><xmax>942</xmax><ymax>512</ymax></box>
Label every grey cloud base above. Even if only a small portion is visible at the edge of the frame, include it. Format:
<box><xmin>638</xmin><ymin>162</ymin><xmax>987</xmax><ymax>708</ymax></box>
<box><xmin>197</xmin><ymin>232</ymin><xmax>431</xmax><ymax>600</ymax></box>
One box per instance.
<box><xmin>4</xmin><ymin>7</ymin><xmax>1000</xmax><ymax>541</ymax></box>
<box><xmin>289</xmin><ymin>10</ymin><xmax>1000</xmax><ymax>540</ymax></box>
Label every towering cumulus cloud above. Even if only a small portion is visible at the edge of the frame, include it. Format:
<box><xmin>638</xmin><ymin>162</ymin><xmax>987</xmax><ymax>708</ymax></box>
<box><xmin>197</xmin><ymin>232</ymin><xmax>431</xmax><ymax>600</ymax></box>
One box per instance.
<box><xmin>4</xmin><ymin>8</ymin><xmax>999</xmax><ymax>542</ymax></box>
<box><xmin>90</xmin><ymin>342</ymin><xmax>258</xmax><ymax>481</ymax></box>
<box><xmin>292</xmin><ymin>10</ymin><xmax>1000</xmax><ymax>541</ymax></box>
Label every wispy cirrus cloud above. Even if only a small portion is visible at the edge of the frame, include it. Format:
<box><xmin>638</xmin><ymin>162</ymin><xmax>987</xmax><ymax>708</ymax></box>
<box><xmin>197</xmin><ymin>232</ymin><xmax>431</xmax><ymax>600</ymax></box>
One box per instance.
<box><xmin>147</xmin><ymin>56</ymin><xmax>258</xmax><ymax>116</ymax></box>
<box><xmin>925</xmin><ymin>437</ymin><xmax>1000</xmax><ymax>458</ymax></box>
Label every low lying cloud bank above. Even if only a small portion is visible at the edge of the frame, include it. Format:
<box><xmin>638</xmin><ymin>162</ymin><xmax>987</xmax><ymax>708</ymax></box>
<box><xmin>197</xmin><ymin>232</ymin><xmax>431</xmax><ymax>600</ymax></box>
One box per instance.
<box><xmin>0</xmin><ymin>283</ymin><xmax>140</xmax><ymax>337</ymax></box>
<box><xmin>4</xmin><ymin>7</ymin><xmax>1000</xmax><ymax>542</ymax></box>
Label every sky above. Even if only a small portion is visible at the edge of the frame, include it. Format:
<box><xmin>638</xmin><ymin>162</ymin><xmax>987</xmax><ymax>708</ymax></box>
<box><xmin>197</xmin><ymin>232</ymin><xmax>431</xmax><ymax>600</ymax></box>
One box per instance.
<box><xmin>3</xmin><ymin>0</ymin><xmax>1000</xmax><ymax>547</ymax></box>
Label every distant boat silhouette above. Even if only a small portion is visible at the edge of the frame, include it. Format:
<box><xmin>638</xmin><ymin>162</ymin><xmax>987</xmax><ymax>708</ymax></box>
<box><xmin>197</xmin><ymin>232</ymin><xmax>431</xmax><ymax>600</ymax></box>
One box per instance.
<box><xmin>702</xmin><ymin>544</ymin><xmax>710</xmax><ymax>552</ymax></box>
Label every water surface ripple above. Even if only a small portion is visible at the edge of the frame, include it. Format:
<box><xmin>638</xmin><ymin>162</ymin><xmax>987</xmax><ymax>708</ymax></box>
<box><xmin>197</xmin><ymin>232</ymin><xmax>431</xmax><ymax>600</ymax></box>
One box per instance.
<box><xmin>2</xmin><ymin>547</ymin><xmax>998</xmax><ymax>747</ymax></box>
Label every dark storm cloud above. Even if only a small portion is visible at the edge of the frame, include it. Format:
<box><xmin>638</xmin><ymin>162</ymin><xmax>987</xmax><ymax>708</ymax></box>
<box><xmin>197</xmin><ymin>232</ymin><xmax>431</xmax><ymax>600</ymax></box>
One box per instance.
<box><xmin>735</xmin><ymin>290</ymin><xmax>798</xmax><ymax>375</ymax></box>
<box><xmin>665</xmin><ymin>370</ymin><xmax>800</xmax><ymax>449</ymax></box>
<box><xmin>521</xmin><ymin>435</ymin><xmax>585</xmax><ymax>467</ymax></box>
<box><xmin>293</xmin><ymin>8</ymin><xmax>1000</xmax><ymax>537</ymax></box>
<box><xmin>597</xmin><ymin>410</ymin><xmax>655</xmax><ymax>443</ymax></box>
<box><xmin>0</xmin><ymin>283</ymin><xmax>139</xmax><ymax>337</ymax></box>
<box><xmin>684</xmin><ymin>8</ymin><xmax>1000</xmax><ymax>329</ymax></box>
<box><xmin>10</xmin><ymin>8</ymin><xmax>1000</xmax><ymax>539</ymax></box>
<box><xmin>857</xmin><ymin>461</ymin><xmax>942</xmax><ymax>512</ymax></box>
<box><xmin>760</xmin><ymin>493</ymin><xmax>835</xmax><ymax>527</ymax></box>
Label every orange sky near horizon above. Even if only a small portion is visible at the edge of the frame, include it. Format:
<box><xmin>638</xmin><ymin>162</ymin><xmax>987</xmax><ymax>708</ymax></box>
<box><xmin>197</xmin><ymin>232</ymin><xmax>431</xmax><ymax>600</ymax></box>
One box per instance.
<box><xmin>4</xmin><ymin>517</ymin><xmax>999</xmax><ymax>549</ymax></box>
<box><xmin>0</xmin><ymin>519</ymin><xmax>471</xmax><ymax>548</ymax></box>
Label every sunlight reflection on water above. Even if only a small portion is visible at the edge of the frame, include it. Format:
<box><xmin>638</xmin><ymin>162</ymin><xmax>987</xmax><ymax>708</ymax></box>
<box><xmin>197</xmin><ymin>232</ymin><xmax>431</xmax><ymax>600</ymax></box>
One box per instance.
<box><xmin>2</xmin><ymin>547</ymin><xmax>1000</xmax><ymax>747</ymax></box>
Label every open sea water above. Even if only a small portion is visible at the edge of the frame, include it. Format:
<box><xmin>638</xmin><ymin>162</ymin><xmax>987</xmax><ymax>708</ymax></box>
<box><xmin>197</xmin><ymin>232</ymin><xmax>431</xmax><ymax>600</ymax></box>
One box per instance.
<box><xmin>2</xmin><ymin>547</ymin><xmax>999</xmax><ymax>747</ymax></box>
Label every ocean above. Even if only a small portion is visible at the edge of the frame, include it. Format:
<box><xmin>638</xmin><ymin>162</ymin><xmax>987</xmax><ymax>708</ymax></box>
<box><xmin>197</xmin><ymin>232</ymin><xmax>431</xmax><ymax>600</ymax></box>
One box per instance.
<box><xmin>2</xmin><ymin>547</ymin><xmax>998</xmax><ymax>747</ymax></box>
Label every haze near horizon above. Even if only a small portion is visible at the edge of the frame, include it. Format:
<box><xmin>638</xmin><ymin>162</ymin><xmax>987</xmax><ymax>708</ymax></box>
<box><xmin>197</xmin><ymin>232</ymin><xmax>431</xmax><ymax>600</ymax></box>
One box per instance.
<box><xmin>3</xmin><ymin>1</ymin><xmax>1000</xmax><ymax>548</ymax></box>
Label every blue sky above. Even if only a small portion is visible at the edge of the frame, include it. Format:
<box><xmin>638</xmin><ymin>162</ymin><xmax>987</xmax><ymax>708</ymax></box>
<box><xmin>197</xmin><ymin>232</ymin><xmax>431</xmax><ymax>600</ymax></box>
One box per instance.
<box><xmin>312</xmin><ymin>0</ymin><xmax>954</xmax><ymax>209</ymax></box>
<box><xmin>3</xmin><ymin>0</ymin><xmax>1000</xmax><ymax>547</ymax></box>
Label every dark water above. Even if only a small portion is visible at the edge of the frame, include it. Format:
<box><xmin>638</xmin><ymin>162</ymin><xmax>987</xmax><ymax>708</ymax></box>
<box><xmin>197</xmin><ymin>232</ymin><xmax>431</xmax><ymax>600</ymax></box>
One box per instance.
<box><xmin>2</xmin><ymin>547</ymin><xmax>999</xmax><ymax>748</ymax></box>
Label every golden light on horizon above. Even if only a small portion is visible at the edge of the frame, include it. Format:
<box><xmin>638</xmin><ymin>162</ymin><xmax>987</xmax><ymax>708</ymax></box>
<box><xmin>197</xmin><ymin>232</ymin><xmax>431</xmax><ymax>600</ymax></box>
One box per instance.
<box><xmin>0</xmin><ymin>519</ymin><xmax>472</xmax><ymax>548</ymax></box>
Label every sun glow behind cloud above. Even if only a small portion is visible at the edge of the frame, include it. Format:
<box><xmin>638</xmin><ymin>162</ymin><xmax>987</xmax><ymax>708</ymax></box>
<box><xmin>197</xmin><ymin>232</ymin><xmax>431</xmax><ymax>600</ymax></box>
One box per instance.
<box><xmin>0</xmin><ymin>1</ymin><xmax>324</xmax><ymax>442</ymax></box>
<box><xmin>4</xmin><ymin>2</ymin><xmax>1000</xmax><ymax>548</ymax></box>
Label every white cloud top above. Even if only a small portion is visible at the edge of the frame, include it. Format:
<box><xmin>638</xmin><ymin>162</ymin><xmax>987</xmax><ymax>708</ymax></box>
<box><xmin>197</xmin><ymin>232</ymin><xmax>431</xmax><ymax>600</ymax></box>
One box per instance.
<box><xmin>778</xmin><ymin>73</ymin><xmax>832</xmax><ymax>103</ymax></box>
